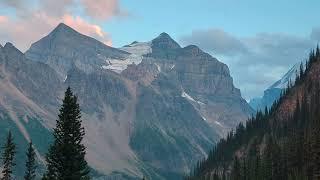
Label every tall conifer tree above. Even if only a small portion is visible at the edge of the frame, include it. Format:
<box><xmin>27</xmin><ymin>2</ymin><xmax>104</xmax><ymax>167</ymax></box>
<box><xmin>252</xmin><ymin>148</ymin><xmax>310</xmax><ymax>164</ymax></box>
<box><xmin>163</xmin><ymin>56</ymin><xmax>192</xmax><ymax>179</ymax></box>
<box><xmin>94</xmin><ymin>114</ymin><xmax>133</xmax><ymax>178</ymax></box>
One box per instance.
<box><xmin>43</xmin><ymin>87</ymin><xmax>90</xmax><ymax>179</ymax></box>
<box><xmin>1</xmin><ymin>131</ymin><xmax>16</xmax><ymax>180</ymax></box>
<box><xmin>24</xmin><ymin>142</ymin><xmax>36</xmax><ymax>180</ymax></box>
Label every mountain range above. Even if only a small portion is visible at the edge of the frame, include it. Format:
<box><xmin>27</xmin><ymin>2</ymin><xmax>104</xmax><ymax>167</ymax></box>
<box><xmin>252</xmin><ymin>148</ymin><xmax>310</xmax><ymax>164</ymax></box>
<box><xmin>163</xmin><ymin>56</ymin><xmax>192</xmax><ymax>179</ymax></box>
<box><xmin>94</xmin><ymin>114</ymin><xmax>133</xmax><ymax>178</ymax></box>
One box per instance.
<box><xmin>0</xmin><ymin>23</ymin><xmax>253</xmax><ymax>179</ymax></box>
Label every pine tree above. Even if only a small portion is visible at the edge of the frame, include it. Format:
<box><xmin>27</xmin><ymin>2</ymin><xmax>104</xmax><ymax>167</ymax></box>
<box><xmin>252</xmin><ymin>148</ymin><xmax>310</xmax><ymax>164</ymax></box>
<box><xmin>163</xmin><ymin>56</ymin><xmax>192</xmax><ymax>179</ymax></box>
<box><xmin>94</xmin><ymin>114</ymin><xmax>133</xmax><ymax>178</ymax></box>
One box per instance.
<box><xmin>262</xmin><ymin>135</ymin><xmax>273</xmax><ymax>180</ymax></box>
<box><xmin>24</xmin><ymin>142</ymin><xmax>37</xmax><ymax>180</ymax></box>
<box><xmin>1</xmin><ymin>131</ymin><xmax>16</xmax><ymax>180</ymax></box>
<box><xmin>231</xmin><ymin>157</ymin><xmax>241</xmax><ymax>180</ymax></box>
<box><xmin>43</xmin><ymin>87</ymin><xmax>90</xmax><ymax>179</ymax></box>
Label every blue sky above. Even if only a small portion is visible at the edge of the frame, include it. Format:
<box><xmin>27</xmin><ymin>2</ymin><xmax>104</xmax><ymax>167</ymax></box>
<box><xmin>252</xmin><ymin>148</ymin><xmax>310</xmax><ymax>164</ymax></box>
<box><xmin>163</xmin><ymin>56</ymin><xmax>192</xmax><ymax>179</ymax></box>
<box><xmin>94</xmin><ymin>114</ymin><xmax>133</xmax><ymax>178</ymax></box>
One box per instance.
<box><xmin>108</xmin><ymin>0</ymin><xmax>320</xmax><ymax>47</ymax></box>
<box><xmin>1</xmin><ymin>0</ymin><xmax>320</xmax><ymax>100</ymax></box>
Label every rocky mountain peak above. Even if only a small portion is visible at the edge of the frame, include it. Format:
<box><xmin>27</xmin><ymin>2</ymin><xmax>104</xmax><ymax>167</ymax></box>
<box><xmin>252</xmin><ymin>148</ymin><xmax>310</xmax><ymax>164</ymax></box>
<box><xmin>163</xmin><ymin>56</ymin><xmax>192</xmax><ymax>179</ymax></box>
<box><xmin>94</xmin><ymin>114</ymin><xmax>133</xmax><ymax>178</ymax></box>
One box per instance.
<box><xmin>151</xmin><ymin>32</ymin><xmax>181</xmax><ymax>50</ymax></box>
<box><xmin>4</xmin><ymin>42</ymin><xmax>15</xmax><ymax>49</ymax></box>
<box><xmin>49</xmin><ymin>23</ymin><xmax>79</xmax><ymax>38</ymax></box>
<box><xmin>25</xmin><ymin>23</ymin><xmax>129</xmax><ymax>79</ymax></box>
<box><xmin>3</xmin><ymin>42</ymin><xmax>24</xmax><ymax>58</ymax></box>
<box><xmin>181</xmin><ymin>45</ymin><xmax>210</xmax><ymax>58</ymax></box>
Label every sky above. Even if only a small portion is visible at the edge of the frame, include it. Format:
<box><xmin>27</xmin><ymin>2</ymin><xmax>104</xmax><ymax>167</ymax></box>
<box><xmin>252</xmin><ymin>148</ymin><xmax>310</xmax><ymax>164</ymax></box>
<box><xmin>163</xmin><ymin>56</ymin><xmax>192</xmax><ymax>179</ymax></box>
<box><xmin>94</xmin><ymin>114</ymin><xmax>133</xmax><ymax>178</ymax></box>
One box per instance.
<box><xmin>1</xmin><ymin>0</ymin><xmax>320</xmax><ymax>100</ymax></box>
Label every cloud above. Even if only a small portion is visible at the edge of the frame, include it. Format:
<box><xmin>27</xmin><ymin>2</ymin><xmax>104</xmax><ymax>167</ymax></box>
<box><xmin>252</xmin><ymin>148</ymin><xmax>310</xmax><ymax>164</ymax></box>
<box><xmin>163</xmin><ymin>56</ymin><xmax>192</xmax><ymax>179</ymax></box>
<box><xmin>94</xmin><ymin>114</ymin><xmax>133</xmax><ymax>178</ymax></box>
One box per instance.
<box><xmin>180</xmin><ymin>29</ymin><xmax>247</xmax><ymax>56</ymax></box>
<box><xmin>240</xmin><ymin>33</ymin><xmax>312</xmax><ymax>66</ymax></box>
<box><xmin>0</xmin><ymin>0</ymin><xmax>25</xmax><ymax>9</ymax></box>
<box><xmin>180</xmin><ymin>29</ymin><xmax>317</xmax><ymax>100</ymax></box>
<box><xmin>0</xmin><ymin>0</ymin><xmax>119</xmax><ymax>51</ymax></box>
<box><xmin>0</xmin><ymin>16</ymin><xmax>8</xmax><ymax>23</ymax></box>
<box><xmin>62</xmin><ymin>15</ymin><xmax>112</xmax><ymax>46</ymax></box>
<box><xmin>311</xmin><ymin>27</ymin><xmax>320</xmax><ymax>42</ymax></box>
<box><xmin>81</xmin><ymin>0</ymin><xmax>127</xmax><ymax>20</ymax></box>
<box><xmin>40</xmin><ymin>0</ymin><xmax>75</xmax><ymax>17</ymax></box>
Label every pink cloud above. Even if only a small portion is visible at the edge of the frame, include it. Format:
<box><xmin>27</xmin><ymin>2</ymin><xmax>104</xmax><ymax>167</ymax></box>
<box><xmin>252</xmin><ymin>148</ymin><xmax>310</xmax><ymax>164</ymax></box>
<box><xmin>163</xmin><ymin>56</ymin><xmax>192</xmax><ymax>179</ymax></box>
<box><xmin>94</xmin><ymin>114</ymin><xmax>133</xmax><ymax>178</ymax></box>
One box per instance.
<box><xmin>0</xmin><ymin>12</ymin><xmax>112</xmax><ymax>51</ymax></box>
<box><xmin>81</xmin><ymin>0</ymin><xmax>126</xmax><ymax>20</ymax></box>
<box><xmin>0</xmin><ymin>15</ymin><xmax>8</xmax><ymax>23</ymax></box>
<box><xmin>0</xmin><ymin>0</ymin><xmax>121</xmax><ymax>51</ymax></box>
<box><xmin>40</xmin><ymin>0</ymin><xmax>75</xmax><ymax>16</ymax></box>
<box><xmin>62</xmin><ymin>14</ymin><xmax>112</xmax><ymax>45</ymax></box>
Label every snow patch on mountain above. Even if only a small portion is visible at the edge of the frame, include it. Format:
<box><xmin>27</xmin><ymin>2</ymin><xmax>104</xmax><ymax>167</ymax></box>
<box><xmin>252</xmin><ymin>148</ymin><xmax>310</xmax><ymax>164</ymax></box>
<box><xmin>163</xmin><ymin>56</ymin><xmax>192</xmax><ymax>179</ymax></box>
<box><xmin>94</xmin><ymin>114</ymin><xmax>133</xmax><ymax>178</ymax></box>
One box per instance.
<box><xmin>181</xmin><ymin>91</ymin><xmax>205</xmax><ymax>105</ymax></box>
<box><xmin>102</xmin><ymin>42</ymin><xmax>152</xmax><ymax>73</ymax></box>
<box><xmin>155</xmin><ymin>63</ymin><xmax>161</xmax><ymax>72</ymax></box>
<box><xmin>182</xmin><ymin>91</ymin><xmax>196</xmax><ymax>102</ymax></box>
<box><xmin>120</xmin><ymin>41</ymin><xmax>152</xmax><ymax>55</ymax></box>
<box><xmin>214</xmin><ymin>121</ymin><xmax>224</xmax><ymax>127</ymax></box>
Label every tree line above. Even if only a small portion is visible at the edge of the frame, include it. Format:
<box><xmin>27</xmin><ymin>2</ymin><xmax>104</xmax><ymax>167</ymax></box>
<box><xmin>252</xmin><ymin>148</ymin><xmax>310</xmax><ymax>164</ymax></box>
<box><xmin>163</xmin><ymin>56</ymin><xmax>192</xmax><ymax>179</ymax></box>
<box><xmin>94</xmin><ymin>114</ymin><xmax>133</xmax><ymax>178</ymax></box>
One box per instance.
<box><xmin>0</xmin><ymin>87</ymin><xmax>90</xmax><ymax>179</ymax></box>
<box><xmin>185</xmin><ymin>46</ymin><xmax>320</xmax><ymax>180</ymax></box>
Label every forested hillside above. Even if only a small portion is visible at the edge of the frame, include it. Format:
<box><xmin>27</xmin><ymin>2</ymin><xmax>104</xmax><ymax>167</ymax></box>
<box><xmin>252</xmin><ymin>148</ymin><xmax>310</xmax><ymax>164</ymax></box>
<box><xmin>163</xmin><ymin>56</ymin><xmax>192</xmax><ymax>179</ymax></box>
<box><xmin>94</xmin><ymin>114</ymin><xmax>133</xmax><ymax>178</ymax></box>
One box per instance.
<box><xmin>186</xmin><ymin>46</ymin><xmax>320</xmax><ymax>180</ymax></box>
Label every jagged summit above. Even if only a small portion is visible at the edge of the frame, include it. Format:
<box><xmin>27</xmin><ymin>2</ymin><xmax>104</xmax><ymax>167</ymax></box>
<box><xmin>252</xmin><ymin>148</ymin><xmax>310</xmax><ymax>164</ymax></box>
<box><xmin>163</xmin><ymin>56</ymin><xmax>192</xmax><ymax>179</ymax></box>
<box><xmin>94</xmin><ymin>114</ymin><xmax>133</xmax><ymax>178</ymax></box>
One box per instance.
<box><xmin>183</xmin><ymin>44</ymin><xmax>203</xmax><ymax>52</ymax></box>
<box><xmin>3</xmin><ymin>42</ymin><xmax>24</xmax><ymax>56</ymax></box>
<box><xmin>4</xmin><ymin>42</ymin><xmax>15</xmax><ymax>48</ymax></box>
<box><xmin>25</xmin><ymin>22</ymin><xmax>129</xmax><ymax>79</ymax></box>
<box><xmin>49</xmin><ymin>23</ymin><xmax>78</xmax><ymax>36</ymax></box>
<box><xmin>158</xmin><ymin>32</ymin><xmax>172</xmax><ymax>38</ymax></box>
<box><xmin>151</xmin><ymin>32</ymin><xmax>181</xmax><ymax>50</ymax></box>
<box><xmin>44</xmin><ymin>23</ymin><xmax>91</xmax><ymax>43</ymax></box>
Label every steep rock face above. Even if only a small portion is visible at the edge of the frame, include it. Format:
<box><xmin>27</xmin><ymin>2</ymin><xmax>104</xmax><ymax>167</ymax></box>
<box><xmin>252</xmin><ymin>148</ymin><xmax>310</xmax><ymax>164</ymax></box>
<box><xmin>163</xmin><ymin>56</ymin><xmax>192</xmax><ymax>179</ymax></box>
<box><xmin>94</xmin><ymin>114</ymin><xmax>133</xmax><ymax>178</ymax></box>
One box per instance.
<box><xmin>131</xmin><ymin>74</ymin><xmax>218</xmax><ymax>179</ymax></box>
<box><xmin>0</xmin><ymin>42</ymin><xmax>61</xmax><ymax>123</ymax></box>
<box><xmin>145</xmin><ymin>36</ymin><xmax>253</xmax><ymax>136</ymax></box>
<box><xmin>0</xmin><ymin>24</ymin><xmax>253</xmax><ymax>179</ymax></box>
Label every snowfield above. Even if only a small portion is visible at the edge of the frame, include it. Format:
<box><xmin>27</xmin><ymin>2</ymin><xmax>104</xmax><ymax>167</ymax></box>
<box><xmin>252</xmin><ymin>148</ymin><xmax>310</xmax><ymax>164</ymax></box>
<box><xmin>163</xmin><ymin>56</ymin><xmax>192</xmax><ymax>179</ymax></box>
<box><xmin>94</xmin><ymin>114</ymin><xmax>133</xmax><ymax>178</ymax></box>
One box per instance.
<box><xmin>102</xmin><ymin>42</ymin><xmax>152</xmax><ymax>73</ymax></box>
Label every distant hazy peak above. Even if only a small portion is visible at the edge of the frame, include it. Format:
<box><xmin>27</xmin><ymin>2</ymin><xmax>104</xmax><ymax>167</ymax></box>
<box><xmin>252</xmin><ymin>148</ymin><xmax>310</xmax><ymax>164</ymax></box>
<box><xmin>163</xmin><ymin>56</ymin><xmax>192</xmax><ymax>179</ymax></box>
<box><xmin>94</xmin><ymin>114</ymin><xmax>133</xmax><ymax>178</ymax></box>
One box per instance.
<box><xmin>269</xmin><ymin>62</ymin><xmax>301</xmax><ymax>89</ymax></box>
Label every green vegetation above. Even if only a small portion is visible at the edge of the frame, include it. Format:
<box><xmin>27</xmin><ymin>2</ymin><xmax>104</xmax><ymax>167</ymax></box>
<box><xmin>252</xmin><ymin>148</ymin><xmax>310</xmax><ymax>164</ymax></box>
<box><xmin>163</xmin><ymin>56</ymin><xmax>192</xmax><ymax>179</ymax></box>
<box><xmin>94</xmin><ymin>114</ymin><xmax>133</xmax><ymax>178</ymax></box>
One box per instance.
<box><xmin>43</xmin><ymin>87</ymin><xmax>90</xmax><ymax>179</ymax></box>
<box><xmin>1</xmin><ymin>131</ymin><xmax>16</xmax><ymax>180</ymax></box>
<box><xmin>24</xmin><ymin>142</ymin><xmax>36</xmax><ymax>180</ymax></box>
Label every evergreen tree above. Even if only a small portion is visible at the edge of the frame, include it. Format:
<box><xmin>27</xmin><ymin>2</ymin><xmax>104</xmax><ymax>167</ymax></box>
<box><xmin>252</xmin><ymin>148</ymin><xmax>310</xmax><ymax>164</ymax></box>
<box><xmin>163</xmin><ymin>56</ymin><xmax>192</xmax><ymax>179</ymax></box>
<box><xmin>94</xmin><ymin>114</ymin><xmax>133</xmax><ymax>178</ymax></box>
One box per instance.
<box><xmin>231</xmin><ymin>157</ymin><xmax>241</xmax><ymax>180</ymax></box>
<box><xmin>24</xmin><ymin>141</ymin><xmax>37</xmax><ymax>180</ymax></box>
<box><xmin>1</xmin><ymin>131</ymin><xmax>16</xmax><ymax>180</ymax></box>
<box><xmin>43</xmin><ymin>87</ymin><xmax>90</xmax><ymax>179</ymax></box>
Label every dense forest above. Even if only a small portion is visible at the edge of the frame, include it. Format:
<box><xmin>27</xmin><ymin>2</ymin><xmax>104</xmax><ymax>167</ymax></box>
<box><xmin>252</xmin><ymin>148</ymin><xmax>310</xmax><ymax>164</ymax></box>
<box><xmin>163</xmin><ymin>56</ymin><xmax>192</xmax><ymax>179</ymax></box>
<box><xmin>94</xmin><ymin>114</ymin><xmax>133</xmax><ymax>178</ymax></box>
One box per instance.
<box><xmin>186</xmin><ymin>46</ymin><xmax>320</xmax><ymax>180</ymax></box>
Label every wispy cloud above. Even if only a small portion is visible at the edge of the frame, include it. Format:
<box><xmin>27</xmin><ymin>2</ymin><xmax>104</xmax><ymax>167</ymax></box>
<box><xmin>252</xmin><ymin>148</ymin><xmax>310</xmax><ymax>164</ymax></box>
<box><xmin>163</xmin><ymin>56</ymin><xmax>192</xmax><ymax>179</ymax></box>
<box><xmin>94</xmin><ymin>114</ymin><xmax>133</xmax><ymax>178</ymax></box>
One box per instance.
<box><xmin>81</xmin><ymin>0</ymin><xmax>128</xmax><ymax>20</ymax></box>
<box><xmin>180</xmin><ymin>29</ymin><xmax>248</xmax><ymax>56</ymax></box>
<box><xmin>311</xmin><ymin>27</ymin><xmax>320</xmax><ymax>42</ymax></box>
